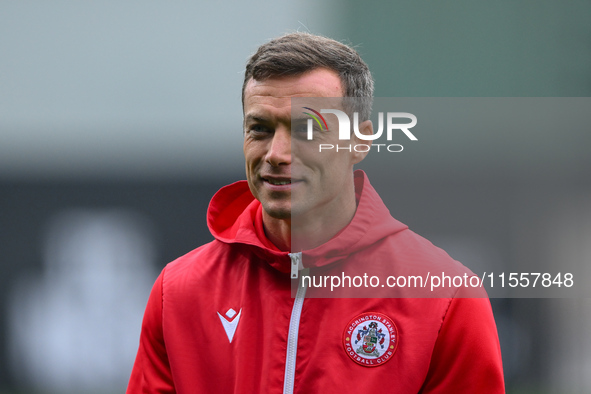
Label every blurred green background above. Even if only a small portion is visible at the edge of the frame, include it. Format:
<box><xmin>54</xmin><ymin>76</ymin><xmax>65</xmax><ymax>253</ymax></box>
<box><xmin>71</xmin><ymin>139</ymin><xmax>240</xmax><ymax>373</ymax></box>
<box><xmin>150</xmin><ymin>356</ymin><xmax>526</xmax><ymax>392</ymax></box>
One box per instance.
<box><xmin>1</xmin><ymin>1</ymin><xmax>590</xmax><ymax>393</ymax></box>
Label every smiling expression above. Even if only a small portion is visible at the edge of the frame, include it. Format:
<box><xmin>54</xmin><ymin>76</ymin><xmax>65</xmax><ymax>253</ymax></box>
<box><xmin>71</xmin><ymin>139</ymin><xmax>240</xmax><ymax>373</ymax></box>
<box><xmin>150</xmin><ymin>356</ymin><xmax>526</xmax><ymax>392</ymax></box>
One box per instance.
<box><xmin>243</xmin><ymin>68</ymin><xmax>367</xmax><ymax>226</ymax></box>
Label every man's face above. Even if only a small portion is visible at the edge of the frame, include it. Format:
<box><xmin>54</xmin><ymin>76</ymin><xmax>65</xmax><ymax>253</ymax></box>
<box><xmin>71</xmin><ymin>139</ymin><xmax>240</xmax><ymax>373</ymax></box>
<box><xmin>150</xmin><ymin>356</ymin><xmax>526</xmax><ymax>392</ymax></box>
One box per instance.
<box><xmin>243</xmin><ymin>68</ymin><xmax>367</xmax><ymax>224</ymax></box>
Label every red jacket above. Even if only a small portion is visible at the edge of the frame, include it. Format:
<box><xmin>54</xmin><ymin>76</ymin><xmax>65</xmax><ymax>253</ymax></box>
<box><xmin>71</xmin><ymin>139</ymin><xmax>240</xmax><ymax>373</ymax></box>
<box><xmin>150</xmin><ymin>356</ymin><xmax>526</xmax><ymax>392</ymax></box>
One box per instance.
<box><xmin>128</xmin><ymin>171</ymin><xmax>504</xmax><ymax>393</ymax></box>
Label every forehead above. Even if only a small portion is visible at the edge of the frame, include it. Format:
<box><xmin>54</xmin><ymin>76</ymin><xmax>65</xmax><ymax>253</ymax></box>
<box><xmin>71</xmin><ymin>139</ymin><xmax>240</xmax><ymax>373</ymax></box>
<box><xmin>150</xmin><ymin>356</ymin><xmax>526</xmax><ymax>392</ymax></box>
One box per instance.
<box><xmin>243</xmin><ymin>68</ymin><xmax>343</xmax><ymax>116</ymax></box>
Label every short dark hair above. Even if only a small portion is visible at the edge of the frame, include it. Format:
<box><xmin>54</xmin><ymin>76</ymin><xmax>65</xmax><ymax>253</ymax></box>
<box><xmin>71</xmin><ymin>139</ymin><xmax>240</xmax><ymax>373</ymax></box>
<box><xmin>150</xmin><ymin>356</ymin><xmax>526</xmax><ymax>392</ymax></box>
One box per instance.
<box><xmin>242</xmin><ymin>32</ymin><xmax>374</xmax><ymax>121</ymax></box>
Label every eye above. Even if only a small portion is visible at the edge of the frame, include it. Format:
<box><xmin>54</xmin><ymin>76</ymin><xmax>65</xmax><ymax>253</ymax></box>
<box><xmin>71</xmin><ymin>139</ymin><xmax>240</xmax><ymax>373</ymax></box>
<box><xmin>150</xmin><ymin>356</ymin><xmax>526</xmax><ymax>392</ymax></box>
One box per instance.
<box><xmin>292</xmin><ymin>119</ymin><xmax>322</xmax><ymax>141</ymax></box>
<box><xmin>247</xmin><ymin>124</ymin><xmax>273</xmax><ymax>138</ymax></box>
<box><xmin>292</xmin><ymin>121</ymin><xmax>309</xmax><ymax>134</ymax></box>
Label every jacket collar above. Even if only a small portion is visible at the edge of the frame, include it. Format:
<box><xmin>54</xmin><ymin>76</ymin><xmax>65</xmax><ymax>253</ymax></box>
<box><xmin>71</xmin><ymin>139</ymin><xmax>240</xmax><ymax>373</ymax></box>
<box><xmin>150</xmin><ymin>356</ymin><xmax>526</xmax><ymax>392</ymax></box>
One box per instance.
<box><xmin>207</xmin><ymin>170</ymin><xmax>408</xmax><ymax>273</ymax></box>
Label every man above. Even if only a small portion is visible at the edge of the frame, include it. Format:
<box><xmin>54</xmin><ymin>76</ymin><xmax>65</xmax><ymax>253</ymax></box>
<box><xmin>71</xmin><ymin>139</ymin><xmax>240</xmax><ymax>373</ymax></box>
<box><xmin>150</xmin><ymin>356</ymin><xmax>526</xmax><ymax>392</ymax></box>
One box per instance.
<box><xmin>127</xmin><ymin>32</ymin><xmax>504</xmax><ymax>393</ymax></box>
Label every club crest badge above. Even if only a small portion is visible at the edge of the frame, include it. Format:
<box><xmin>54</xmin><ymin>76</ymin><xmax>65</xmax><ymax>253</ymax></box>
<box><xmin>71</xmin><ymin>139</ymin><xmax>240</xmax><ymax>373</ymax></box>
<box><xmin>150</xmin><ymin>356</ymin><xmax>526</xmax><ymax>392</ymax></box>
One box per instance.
<box><xmin>343</xmin><ymin>312</ymin><xmax>398</xmax><ymax>367</ymax></box>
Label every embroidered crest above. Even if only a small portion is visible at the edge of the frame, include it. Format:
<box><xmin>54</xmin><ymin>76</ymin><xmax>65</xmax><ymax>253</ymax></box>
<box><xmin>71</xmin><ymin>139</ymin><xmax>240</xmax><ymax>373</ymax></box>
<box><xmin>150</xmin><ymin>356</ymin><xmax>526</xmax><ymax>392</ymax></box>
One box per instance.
<box><xmin>343</xmin><ymin>312</ymin><xmax>398</xmax><ymax>367</ymax></box>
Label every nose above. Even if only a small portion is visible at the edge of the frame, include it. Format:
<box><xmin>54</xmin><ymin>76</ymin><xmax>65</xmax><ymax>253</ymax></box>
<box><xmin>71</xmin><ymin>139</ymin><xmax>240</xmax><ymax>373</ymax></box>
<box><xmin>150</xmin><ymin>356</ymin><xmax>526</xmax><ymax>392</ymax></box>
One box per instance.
<box><xmin>265</xmin><ymin>128</ymin><xmax>292</xmax><ymax>167</ymax></box>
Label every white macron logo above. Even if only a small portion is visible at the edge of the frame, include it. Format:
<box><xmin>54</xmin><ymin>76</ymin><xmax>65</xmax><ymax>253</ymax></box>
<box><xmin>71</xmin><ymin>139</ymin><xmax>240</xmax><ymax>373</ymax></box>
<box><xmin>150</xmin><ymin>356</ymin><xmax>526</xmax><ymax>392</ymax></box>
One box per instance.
<box><xmin>217</xmin><ymin>308</ymin><xmax>242</xmax><ymax>343</ymax></box>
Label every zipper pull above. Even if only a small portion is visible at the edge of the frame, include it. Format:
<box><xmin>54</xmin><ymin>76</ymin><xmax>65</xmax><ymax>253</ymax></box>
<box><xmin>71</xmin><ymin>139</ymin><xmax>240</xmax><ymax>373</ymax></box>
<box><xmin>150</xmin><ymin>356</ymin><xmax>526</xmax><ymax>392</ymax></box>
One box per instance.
<box><xmin>289</xmin><ymin>252</ymin><xmax>303</xmax><ymax>279</ymax></box>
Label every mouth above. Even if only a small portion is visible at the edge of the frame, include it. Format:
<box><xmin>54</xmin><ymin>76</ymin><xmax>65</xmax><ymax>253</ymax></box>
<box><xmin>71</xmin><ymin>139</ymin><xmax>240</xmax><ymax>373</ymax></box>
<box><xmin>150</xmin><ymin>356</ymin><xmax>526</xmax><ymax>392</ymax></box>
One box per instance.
<box><xmin>263</xmin><ymin>177</ymin><xmax>292</xmax><ymax>186</ymax></box>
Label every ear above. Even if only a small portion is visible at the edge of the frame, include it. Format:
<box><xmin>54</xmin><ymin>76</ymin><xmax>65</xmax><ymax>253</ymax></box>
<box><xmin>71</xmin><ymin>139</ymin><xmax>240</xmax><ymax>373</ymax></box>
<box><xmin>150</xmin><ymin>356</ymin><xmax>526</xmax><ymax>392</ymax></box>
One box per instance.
<box><xmin>351</xmin><ymin>120</ymin><xmax>373</xmax><ymax>164</ymax></box>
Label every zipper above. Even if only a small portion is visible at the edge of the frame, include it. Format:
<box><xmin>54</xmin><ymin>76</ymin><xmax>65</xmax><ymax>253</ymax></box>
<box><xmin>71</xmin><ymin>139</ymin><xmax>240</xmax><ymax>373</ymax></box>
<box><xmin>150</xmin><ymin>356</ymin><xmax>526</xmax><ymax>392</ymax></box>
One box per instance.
<box><xmin>284</xmin><ymin>252</ymin><xmax>308</xmax><ymax>394</ymax></box>
<box><xmin>290</xmin><ymin>252</ymin><xmax>304</xmax><ymax>279</ymax></box>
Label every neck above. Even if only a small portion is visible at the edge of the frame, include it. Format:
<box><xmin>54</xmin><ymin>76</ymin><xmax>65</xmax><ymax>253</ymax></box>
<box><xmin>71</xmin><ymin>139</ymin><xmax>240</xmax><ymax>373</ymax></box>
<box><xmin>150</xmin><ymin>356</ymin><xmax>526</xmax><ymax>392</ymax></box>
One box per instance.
<box><xmin>262</xmin><ymin>183</ymin><xmax>358</xmax><ymax>252</ymax></box>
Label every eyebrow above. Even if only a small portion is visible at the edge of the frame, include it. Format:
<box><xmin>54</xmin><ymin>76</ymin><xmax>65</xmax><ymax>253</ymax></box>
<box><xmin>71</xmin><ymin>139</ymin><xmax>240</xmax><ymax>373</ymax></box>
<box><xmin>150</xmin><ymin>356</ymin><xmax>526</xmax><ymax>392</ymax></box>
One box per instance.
<box><xmin>244</xmin><ymin>114</ymin><xmax>309</xmax><ymax>124</ymax></box>
<box><xmin>244</xmin><ymin>114</ymin><xmax>271</xmax><ymax>124</ymax></box>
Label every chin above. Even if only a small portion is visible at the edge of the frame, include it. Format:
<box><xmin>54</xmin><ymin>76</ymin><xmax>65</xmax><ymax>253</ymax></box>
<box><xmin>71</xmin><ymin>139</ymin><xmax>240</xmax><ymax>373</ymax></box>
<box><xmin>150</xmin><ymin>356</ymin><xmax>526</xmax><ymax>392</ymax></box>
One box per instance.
<box><xmin>262</xmin><ymin>203</ymin><xmax>292</xmax><ymax>220</ymax></box>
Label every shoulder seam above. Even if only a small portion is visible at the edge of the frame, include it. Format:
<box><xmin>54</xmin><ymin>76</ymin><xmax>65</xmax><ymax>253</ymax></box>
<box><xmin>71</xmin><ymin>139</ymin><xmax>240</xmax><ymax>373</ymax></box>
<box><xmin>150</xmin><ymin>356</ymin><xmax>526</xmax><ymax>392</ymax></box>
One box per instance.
<box><xmin>160</xmin><ymin>266</ymin><xmax>168</xmax><ymax>336</ymax></box>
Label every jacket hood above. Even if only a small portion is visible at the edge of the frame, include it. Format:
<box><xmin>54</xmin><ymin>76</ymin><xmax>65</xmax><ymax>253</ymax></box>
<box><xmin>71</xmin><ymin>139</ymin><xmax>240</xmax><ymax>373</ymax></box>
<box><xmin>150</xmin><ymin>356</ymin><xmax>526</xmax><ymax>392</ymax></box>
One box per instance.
<box><xmin>207</xmin><ymin>170</ymin><xmax>408</xmax><ymax>273</ymax></box>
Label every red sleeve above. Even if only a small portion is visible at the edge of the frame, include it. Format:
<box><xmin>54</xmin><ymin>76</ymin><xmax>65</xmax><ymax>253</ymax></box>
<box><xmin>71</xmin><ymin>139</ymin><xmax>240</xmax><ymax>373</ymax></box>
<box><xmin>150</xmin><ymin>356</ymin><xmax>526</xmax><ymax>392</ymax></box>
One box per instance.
<box><xmin>127</xmin><ymin>269</ymin><xmax>176</xmax><ymax>394</ymax></box>
<box><xmin>420</xmin><ymin>289</ymin><xmax>505</xmax><ymax>393</ymax></box>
